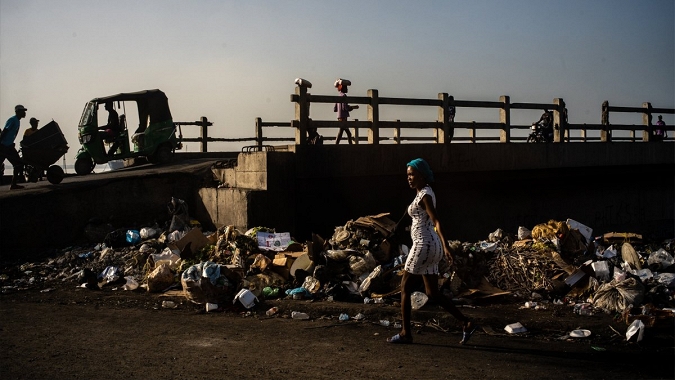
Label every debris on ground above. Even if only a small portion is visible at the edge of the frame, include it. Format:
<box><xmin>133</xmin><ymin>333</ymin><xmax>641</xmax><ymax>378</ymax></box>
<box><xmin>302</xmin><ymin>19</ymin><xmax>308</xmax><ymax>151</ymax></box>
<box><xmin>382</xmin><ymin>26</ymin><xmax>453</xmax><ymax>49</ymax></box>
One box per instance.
<box><xmin>1</xmin><ymin>204</ymin><xmax>673</xmax><ymax>344</ymax></box>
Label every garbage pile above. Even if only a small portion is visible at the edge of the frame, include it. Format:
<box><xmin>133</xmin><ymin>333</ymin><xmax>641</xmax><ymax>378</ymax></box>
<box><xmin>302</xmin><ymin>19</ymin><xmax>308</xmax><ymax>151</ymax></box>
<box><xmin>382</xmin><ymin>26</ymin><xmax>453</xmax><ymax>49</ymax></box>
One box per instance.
<box><xmin>1</xmin><ymin>202</ymin><xmax>674</xmax><ymax>335</ymax></box>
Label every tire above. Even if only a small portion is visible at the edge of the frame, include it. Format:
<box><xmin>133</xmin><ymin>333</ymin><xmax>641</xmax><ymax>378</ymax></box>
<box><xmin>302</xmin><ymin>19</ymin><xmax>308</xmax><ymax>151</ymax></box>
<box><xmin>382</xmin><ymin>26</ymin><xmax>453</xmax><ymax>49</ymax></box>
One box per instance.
<box><xmin>75</xmin><ymin>157</ymin><xmax>94</xmax><ymax>176</ymax></box>
<box><xmin>149</xmin><ymin>144</ymin><xmax>173</xmax><ymax>165</ymax></box>
<box><xmin>46</xmin><ymin>165</ymin><xmax>65</xmax><ymax>184</ymax></box>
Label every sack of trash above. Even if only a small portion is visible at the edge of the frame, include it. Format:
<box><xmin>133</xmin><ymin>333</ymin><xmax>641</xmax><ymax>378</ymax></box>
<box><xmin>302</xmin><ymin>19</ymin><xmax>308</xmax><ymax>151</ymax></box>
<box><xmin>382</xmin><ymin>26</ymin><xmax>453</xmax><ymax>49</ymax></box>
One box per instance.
<box><xmin>147</xmin><ymin>264</ymin><xmax>174</xmax><ymax>293</ymax></box>
<box><xmin>592</xmin><ymin>277</ymin><xmax>645</xmax><ymax>313</ymax></box>
<box><xmin>181</xmin><ymin>261</ymin><xmax>233</xmax><ymax>304</ymax></box>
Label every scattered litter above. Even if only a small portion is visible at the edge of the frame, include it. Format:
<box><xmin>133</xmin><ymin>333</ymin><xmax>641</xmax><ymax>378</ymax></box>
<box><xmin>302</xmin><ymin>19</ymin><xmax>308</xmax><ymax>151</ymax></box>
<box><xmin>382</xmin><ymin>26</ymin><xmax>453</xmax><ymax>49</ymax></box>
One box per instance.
<box><xmin>569</xmin><ymin>329</ymin><xmax>591</xmax><ymax>338</ymax></box>
<box><xmin>625</xmin><ymin>319</ymin><xmax>645</xmax><ymax>342</ymax></box>
<box><xmin>504</xmin><ymin>322</ymin><xmax>527</xmax><ymax>334</ymax></box>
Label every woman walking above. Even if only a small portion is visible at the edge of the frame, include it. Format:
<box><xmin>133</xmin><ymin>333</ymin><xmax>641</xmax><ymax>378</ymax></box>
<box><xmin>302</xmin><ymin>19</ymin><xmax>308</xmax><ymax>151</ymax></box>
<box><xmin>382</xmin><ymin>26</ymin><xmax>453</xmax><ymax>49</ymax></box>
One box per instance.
<box><xmin>387</xmin><ymin>158</ymin><xmax>475</xmax><ymax>344</ymax></box>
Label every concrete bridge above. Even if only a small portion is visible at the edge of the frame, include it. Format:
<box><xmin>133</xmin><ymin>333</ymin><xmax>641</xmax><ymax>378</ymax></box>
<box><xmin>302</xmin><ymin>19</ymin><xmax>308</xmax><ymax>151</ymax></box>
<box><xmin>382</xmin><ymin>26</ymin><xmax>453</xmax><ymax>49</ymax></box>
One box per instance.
<box><xmin>1</xmin><ymin>142</ymin><xmax>672</xmax><ymax>262</ymax></box>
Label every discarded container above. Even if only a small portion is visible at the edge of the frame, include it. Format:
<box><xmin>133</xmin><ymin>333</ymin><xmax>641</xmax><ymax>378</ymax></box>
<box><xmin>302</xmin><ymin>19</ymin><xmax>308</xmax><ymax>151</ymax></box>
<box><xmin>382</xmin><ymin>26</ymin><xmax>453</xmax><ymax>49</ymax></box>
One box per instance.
<box><xmin>233</xmin><ymin>289</ymin><xmax>258</xmax><ymax>309</ymax></box>
<box><xmin>411</xmin><ymin>291</ymin><xmax>429</xmax><ymax>310</ymax></box>
<box><xmin>504</xmin><ymin>322</ymin><xmax>527</xmax><ymax>334</ymax></box>
<box><xmin>206</xmin><ymin>303</ymin><xmax>219</xmax><ymax>312</ymax></box>
<box><xmin>569</xmin><ymin>329</ymin><xmax>591</xmax><ymax>338</ymax></box>
<box><xmin>291</xmin><ymin>311</ymin><xmax>310</xmax><ymax>320</ymax></box>
<box><xmin>566</xmin><ymin>219</ymin><xmax>593</xmax><ymax>243</ymax></box>
<box><xmin>266</xmin><ymin>307</ymin><xmax>279</xmax><ymax>316</ymax></box>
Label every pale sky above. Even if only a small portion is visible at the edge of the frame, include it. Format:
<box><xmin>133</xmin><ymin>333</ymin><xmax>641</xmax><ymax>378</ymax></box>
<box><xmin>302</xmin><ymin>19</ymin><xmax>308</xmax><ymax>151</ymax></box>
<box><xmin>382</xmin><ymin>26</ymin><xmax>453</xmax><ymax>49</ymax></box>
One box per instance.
<box><xmin>1</xmin><ymin>0</ymin><xmax>673</xmax><ymax>163</ymax></box>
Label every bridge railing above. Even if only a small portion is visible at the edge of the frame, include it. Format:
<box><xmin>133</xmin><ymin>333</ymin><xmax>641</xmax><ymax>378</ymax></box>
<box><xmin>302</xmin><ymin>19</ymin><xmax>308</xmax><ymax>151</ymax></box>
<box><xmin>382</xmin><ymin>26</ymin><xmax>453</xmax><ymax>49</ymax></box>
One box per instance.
<box><xmin>174</xmin><ymin>91</ymin><xmax>674</xmax><ymax>151</ymax></box>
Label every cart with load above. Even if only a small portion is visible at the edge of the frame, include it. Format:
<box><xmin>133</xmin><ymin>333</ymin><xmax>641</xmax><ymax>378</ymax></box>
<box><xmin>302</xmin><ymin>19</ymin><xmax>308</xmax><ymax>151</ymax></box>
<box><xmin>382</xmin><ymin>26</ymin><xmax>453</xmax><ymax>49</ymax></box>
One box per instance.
<box><xmin>19</xmin><ymin>120</ymin><xmax>69</xmax><ymax>184</ymax></box>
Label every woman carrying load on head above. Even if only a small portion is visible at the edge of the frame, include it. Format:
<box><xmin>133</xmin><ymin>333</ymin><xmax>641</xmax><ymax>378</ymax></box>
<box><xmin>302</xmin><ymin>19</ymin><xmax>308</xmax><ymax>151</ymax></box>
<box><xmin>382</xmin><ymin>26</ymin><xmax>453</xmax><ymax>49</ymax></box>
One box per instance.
<box><xmin>387</xmin><ymin>158</ymin><xmax>476</xmax><ymax>345</ymax></box>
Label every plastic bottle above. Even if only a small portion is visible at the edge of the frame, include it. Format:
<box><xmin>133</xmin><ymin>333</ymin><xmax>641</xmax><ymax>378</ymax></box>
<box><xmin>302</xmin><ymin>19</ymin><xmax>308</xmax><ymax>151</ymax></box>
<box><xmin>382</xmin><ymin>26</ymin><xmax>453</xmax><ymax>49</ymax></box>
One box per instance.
<box><xmin>266</xmin><ymin>307</ymin><xmax>279</xmax><ymax>316</ymax></box>
<box><xmin>410</xmin><ymin>291</ymin><xmax>429</xmax><ymax>310</ymax></box>
<box><xmin>291</xmin><ymin>311</ymin><xmax>310</xmax><ymax>320</ymax></box>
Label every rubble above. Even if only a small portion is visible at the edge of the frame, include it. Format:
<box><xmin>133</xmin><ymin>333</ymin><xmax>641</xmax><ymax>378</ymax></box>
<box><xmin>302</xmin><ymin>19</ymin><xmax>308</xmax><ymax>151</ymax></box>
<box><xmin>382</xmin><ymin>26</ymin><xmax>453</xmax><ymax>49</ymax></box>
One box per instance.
<box><xmin>1</xmin><ymin>202</ymin><xmax>673</xmax><ymax>343</ymax></box>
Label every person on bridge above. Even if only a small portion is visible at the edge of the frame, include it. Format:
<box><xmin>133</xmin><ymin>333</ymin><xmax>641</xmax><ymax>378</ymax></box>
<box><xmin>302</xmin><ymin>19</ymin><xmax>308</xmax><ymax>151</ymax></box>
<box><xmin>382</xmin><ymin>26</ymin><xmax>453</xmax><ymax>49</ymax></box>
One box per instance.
<box><xmin>387</xmin><ymin>158</ymin><xmax>475</xmax><ymax>345</ymax></box>
<box><xmin>333</xmin><ymin>78</ymin><xmax>359</xmax><ymax>144</ymax></box>
<box><xmin>536</xmin><ymin>109</ymin><xmax>554</xmax><ymax>142</ymax></box>
<box><xmin>654</xmin><ymin>115</ymin><xmax>666</xmax><ymax>142</ymax></box>
<box><xmin>0</xmin><ymin>104</ymin><xmax>28</xmax><ymax>190</ymax></box>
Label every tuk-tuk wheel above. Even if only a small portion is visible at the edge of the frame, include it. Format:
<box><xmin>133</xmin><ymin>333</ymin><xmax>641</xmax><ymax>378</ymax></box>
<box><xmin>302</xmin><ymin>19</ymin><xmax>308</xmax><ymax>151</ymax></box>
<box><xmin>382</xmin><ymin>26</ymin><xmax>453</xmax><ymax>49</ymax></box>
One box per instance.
<box><xmin>75</xmin><ymin>157</ymin><xmax>94</xmax><ymax>176</ymax></box>
<box><xmin>149</xmin><ymin>144</ymin><xmax>173</xmax><ymax>165</ymax></box>
<box><xmin>46</xmin><ymin>165</ymin><xmax>65</xmax><ymax>184</ymax></box>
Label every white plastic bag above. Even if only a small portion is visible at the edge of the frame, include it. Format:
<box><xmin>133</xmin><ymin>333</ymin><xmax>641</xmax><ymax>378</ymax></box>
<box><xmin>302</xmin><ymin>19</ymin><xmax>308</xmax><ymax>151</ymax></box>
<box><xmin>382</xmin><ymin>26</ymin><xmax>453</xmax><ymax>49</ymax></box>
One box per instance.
<box><xmin>625</xmin><ymin>319</ymin><xmax>644</xmax><ymax>342</ymax></box>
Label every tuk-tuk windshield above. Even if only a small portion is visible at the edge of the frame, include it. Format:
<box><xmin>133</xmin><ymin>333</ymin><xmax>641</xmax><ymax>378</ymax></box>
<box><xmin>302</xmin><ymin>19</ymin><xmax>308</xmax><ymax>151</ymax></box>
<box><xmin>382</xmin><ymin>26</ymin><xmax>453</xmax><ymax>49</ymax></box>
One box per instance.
<box><xmin>79</xmin><ymin>102</ymin><xmax>96</xmax><ymax>127</ymax></box>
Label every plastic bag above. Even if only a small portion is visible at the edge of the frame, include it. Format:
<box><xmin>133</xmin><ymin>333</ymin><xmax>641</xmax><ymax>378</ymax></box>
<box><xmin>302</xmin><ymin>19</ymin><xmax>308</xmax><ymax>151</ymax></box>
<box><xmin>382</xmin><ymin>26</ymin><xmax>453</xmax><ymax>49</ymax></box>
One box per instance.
<box><xmin>647</xmin><ymin>249</ymin><xmax>674</xmax><ymax>270</ymax></box>
<box><xmin>147</xmin><ymin>263</ymin><xmax>174</xmax><ymax>293</ymax></box>
<box><xmin>126</xmin><ymin>230</ymin><xmax>141</xmax><ymax>245</ymax></box>
<box><xmin>122</xmin><ymin>276</ymin><xmax>139</xmax><ymax>291</ymax></box>
<box><xmin>517</xmin><ymin>226</ymin><xmax>532</xmax><ymax>240</ymax></box>
<box><xmin>592</xmin><ymin>277</ymin><xmax>645</xmax><ymax>313</ymax></box>
<box><xmin>349</xmin><ymin>251</ymin><xmax>376</xmax><ymax>276</ymax></box>
<box><xmin>625</xmin><ymin>319</ymin><xmax>644</xmax><ymax>342</ymax></box>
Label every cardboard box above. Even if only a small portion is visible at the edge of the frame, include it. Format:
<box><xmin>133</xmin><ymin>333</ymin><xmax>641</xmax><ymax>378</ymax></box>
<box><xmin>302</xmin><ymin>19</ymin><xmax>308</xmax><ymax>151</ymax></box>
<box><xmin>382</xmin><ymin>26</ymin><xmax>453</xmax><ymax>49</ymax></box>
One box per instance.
<box><xmin>167</xmin><ymin>228</ymin><xmax>211</xmax><ymax>256</ymax></box>
<box><xmin>271</xmin><ymin>250</ymin><xmax>307</xmax><ymax>280</ymax></box>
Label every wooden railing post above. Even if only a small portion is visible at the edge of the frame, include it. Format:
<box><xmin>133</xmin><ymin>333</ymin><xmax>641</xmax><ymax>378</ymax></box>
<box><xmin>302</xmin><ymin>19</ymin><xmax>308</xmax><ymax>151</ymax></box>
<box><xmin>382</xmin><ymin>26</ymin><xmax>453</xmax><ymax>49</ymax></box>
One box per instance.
<box><xmin>294</xmin><ymin>86</ymin><xmax>309</xmax><ymax>145</ymax></box>
<box><xmin>255</xmin><ymin>117</ymin><xmax>263</xmax><ymax>148</ymax></box>
<box><xmin>642</xmin><ymin>102</ymin><xmax>653</xmax><ymax>142</ymax></box>
<box><xmin>367</xmin><ymin>89</ymin><xmax>379</xmax><ymax>144</ymax></box>
<box><xmin>394</xmin><ymin>120</ymin><xmax>401</xmax><ymax>144</ymax></box>
<box><xmin>200</xmin><ymin>116</ymin><xmax>209</xmax><ymax>152</ymax></box>
<box><xmin>553</xmin><ymin>98</ymin><xmax>565</xmax><ymax>143</ymax></box>
<box><xmin>499</xmin><ymin>96</ymin><xmax>510</xmax><ymax>143</ymax></box>
<box><xmin>436</xmin><ymin>93</ymin><xmax>452</xmax><ymax>144</ymax></box>
<box><xmin>470</xmin><ymin>121</ymin><xmax>476</xmax><ymax>143</ymax></box>
<box><xmin>601</xmin><ymin>100</ymin><xmax>611</xmax><ymax>142</ymax></box>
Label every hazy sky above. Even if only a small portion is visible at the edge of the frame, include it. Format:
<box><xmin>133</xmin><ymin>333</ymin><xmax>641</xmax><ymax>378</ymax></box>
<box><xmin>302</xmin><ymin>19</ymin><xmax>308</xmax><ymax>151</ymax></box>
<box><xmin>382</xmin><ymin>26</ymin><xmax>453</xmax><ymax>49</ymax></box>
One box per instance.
<box><xmin>1</xmin><ymin>0</ymin><xmax>673</xmax><ymax>162</ymax></box>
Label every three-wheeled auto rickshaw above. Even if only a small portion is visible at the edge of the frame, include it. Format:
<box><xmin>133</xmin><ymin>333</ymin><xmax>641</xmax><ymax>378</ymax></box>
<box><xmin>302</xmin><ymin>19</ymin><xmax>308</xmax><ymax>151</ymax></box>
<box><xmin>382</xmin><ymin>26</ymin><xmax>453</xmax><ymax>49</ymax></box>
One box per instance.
<box><xmin>74</xmin><ymin>89</ymin><xmax>182</xmax><ymax>175</ymax></box>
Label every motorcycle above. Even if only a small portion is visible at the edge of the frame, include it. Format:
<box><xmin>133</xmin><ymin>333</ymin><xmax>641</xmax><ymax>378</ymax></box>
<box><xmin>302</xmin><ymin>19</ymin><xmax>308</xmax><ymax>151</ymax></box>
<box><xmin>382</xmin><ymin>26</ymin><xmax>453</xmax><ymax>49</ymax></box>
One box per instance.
<box><xmin>527</xmin><ymin>121</ymin><xmax>551</xmax><ymax>143</ymax></box>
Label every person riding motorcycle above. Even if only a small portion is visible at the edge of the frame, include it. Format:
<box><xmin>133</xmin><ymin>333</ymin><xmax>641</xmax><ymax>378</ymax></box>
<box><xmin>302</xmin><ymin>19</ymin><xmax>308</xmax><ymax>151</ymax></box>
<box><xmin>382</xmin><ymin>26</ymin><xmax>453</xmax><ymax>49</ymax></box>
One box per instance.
<box><xmin>535</xmin><ymin>109</ymin><xmax>554</xmax><ymax>142</ymax></box>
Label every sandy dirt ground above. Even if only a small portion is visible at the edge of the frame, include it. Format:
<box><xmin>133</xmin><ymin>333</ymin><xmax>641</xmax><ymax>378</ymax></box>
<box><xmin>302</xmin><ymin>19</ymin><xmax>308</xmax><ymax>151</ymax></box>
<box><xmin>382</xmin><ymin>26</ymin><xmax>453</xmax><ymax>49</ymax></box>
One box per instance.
<box><xmin>1</xmin><ymin>283</ymin><xmax>673</xmax><ymax>380</ymax></box>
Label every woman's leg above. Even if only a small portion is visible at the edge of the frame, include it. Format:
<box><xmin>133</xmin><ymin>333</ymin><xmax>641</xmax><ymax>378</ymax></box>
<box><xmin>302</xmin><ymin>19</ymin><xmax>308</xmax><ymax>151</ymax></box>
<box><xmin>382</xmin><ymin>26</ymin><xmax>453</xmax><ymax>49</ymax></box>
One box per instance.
<box><xmin>422</xmin><ymin>274</ymin><xmax>469</xmax><ymax>324</ymax></box>
<box><xmin>399</xmin><ymin>271</ymin><xmax>420</xmax><ymax>339</ymax></box>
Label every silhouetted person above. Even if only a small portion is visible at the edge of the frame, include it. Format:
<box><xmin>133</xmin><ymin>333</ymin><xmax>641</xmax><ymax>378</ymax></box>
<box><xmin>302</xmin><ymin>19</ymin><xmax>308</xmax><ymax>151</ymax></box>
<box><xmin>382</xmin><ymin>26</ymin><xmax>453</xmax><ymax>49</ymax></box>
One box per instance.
<box><xmin>654</xmin><ymin>115</ymin><xmax>666</xmax><ymax>142</ymax></box>
<box><xmin>333</xmin><ymin>79</ymin><xmax>359</xmax><ymax>144</ymax></box>
<box><xmin>23</xmin><ymin>117</ymin><xmax>39</xmax><ymax>138</ymax></box>
<box><xmin>98</xmin><ymin>102</ymin><xmax>121</xmax><ymax>156</ymax></box>
<box><xmin>0</xmin><ymin>105</ymin><xmax>27</xmax><ymax>189</ymax></box>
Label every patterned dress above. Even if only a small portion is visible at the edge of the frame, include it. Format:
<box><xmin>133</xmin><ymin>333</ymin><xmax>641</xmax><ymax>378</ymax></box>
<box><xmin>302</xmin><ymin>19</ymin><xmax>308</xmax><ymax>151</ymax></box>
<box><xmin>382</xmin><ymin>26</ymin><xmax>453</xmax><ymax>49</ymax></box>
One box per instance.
<box><xmin>404</xmin><ymin>185</ymin><xmax>442</xmax><ymax>275</ymax></box>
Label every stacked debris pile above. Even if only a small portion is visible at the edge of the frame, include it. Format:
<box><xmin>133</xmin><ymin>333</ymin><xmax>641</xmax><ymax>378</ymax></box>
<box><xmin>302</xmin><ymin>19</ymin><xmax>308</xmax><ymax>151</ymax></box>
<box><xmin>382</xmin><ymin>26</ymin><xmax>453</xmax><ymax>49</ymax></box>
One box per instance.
<box><xmin>2</xmin><ymin>205</ymin><xmax>673</xmax><ymax>337</ymax></box>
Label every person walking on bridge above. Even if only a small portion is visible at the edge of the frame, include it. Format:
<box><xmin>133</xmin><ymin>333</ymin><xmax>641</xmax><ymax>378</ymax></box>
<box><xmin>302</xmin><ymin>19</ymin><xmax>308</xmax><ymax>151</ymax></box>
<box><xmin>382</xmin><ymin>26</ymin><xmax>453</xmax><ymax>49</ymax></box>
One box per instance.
<box><xmin>387</xmin><ymin>158</ymin><xmax>475</xmax><ymax>345</ymax></box>
<box><xmin>0</xmin><ymin>105</ymin><xmax>28</xmax><ymax>190</ymax></box>
<box><xmin>333</xmin><ymin>78</ymin><xmax>359</xmax><ymax>144</ymax></box>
